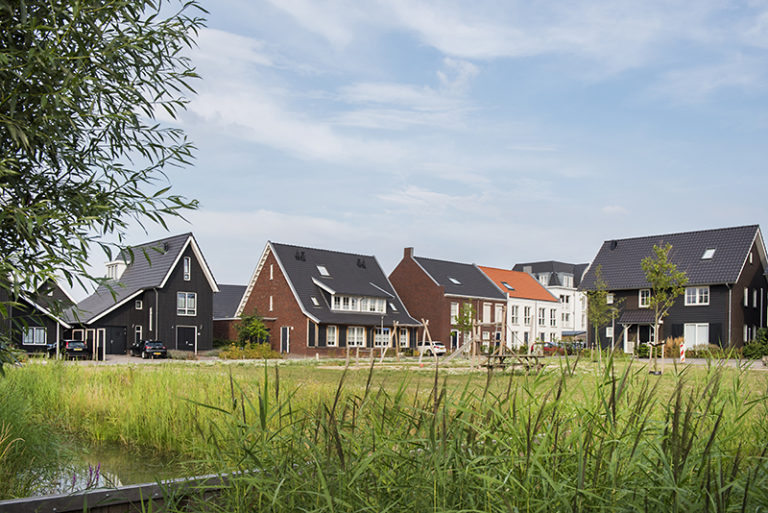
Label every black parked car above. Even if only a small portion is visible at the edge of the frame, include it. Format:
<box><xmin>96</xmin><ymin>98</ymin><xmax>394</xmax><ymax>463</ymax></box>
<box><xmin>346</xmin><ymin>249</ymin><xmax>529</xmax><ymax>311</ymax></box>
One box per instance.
<box><xmin>130</xmin><ymin>340</ymin><xmax>168</xmax><ymax>359</ymax></box>
<box><xmin>64</xmin><ymin>340</ymin><xmax>89</xmax><ymax>359</ymax></box>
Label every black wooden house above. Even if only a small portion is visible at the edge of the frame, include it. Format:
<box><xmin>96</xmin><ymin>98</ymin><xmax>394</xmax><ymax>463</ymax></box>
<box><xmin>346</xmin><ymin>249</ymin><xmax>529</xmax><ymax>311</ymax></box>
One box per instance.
<box><xmin>66</xmin><ymin>233</ymin><xmax>218</xmax><ymax>355</ymax></box>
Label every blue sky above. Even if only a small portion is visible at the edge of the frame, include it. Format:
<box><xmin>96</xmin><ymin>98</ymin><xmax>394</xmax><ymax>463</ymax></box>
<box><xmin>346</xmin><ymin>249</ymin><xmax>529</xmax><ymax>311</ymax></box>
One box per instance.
<box><xmin>82</xmin><ymin>0</ymin><xmax>768</xmax><ymax>294</ymax></box>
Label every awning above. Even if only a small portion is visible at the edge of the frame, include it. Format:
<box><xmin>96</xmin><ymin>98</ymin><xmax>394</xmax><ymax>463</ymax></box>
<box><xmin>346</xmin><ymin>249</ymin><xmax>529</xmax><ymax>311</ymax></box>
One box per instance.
<box><xmin>618</xmin><ymin>310</ymin><xmax>655</xmax><ymax>325</ymax></box>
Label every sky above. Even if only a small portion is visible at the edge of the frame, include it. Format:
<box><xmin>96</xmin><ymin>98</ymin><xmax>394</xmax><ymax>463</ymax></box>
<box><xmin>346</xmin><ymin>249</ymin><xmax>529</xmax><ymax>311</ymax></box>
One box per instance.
<box><xmin>79</xmin><ymin>0</ymin><xmax>768</xmax><ymax>297</ymax></box>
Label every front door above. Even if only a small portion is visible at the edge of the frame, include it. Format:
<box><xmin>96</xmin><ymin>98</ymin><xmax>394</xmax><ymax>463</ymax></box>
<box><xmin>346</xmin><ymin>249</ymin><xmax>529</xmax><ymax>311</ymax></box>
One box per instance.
<box><xmin>105</xmin><ymin>327</ymin><xmax>126</xmax><ymax>354</ymax></box>
<box><xmin>450</xmin><ymin>330</ymin><xmax>458</xmax><ymax>350</ymax></box>
<box><xmin>280</xmin><ymin>326</ymin><xmax>290</xmax><ymax>353</ymax></box>
<box><xmin>177</xmin><ymin>326</ymin><xmax>196</xmax><ymax>352</ymax></box>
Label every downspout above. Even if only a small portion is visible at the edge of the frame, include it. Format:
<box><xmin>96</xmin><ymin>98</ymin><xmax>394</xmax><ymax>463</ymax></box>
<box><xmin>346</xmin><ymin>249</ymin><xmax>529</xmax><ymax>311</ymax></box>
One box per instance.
<box><xmin>154</xmin><ymin>288</ymin><xmax>160</xmax><ymax>338</ymax></box>
<box><xmin>727</xmin><ymin>284</ymin><xmax>732</xmax><ymax>346</ymax></box>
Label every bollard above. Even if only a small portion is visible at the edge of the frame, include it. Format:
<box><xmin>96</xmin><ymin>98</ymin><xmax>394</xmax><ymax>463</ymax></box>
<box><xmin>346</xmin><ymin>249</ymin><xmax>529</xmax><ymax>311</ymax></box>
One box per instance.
<box><xmin>680</xmin><ymin>342</ymin><xmax>686</xmax><ymax>364</ymax></box>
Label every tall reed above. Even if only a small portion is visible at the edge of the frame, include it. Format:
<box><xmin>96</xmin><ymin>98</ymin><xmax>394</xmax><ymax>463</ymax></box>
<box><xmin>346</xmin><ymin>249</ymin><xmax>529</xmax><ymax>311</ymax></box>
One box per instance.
<box><xmin>186</xmin><ymin>357</ymin><xmax>768</xmax><ymax>512</ymax></box>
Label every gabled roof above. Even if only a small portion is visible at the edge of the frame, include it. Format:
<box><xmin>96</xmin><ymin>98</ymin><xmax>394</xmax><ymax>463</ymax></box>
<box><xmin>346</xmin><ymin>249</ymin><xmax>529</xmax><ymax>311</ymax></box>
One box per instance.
<box><xmin>240</xmin><ymin>242</ymin><xmax>420</xmax><ymax>327</ymax></box>
<box><xmin>580</xmin><ymin>225</ymin><xmax>766</xmax><ymax>291</ymax></box>
<box><xmin>512</xmin><ymin>261</ymin><xmax>590</xmax><ymax>287</ymax></box>
<box><xmin>214</xmin><ymin>285</ymin><xmax>247</xmax><ymax>320</ymax></box>
<box><xmin>413</xmin><ymin>256</ymin><xmax>506</xmax><ymax>301</ymax></box>
<box><xmin>68</xmin><ymin>233</ymin><xmax>218</xmax><ymax>324</ymax></box>
<box><xmin>477</xmin><ymin>266</ymin><xmax>559</xmax><ymax>303</ymax></box>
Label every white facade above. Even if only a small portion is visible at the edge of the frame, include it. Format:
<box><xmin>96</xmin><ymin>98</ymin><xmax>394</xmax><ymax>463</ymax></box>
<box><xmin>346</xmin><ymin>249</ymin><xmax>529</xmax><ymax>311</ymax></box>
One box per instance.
<box><xmin>524</xmin><ymin>267</ymin><xmax>588</xmax><ymax>337</ymax></box>
<box><xmin>504</xmin><ymin>297</ymin><xmax>561</xmax><ymax>349</ymax></box>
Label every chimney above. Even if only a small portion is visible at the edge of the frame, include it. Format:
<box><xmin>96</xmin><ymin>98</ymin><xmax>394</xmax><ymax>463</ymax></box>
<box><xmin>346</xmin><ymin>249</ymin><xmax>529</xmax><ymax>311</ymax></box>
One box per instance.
<box><xmin>404</xmin><ymin>247</ymin><xmax>414</xmax><ymax>259</ymax></box>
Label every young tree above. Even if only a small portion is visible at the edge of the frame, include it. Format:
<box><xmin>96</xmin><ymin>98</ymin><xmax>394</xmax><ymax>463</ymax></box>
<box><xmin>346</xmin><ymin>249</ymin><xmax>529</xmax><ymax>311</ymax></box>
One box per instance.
<box><xmin>586</xmin><ymin>265</ymin><xmax>622</xmax><ymax>366</ymax></box>
<box><xmin>641</xmin><ymin>243</ymin><xmax>688</xmax><ymax>373</ymax></box>
<box><xmin>453</xmin><ymin>303</ymin><xmax>476</xmax><ymax>345</ymax></box>
<box><xmin>236</xmin><ymin>311</ymin><xmax>270</xmax><ymax>347</ymax></box>
<box><xmin>0</xmin><ymin>1</ymin><xmax>205</xmax><ymax>370</ymax></box>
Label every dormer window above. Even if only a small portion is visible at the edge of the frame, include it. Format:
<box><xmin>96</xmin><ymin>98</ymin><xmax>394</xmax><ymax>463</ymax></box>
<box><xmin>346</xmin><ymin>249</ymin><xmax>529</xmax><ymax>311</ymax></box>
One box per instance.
<box><xmin>330</xmin><ymin>295</ymin><xmax>386</xmax><ymax>313</ymax></box>
<box><xmin>317</xmin><ymin>265</ymin><xmax>330</xmax><ymax>277</ymax></box>
<box><xmin>448</xmin><ymin>277</ymin><xmax>461</xmax><ymax>285</ymax></box>
<box><xmin>702</xmin><ymin>249</ymin><xmax>716</xmax><ymax>260</ymax></box>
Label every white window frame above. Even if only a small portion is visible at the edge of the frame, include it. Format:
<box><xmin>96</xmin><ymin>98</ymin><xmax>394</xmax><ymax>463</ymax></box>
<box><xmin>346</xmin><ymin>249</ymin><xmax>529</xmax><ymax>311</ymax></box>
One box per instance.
<box><xmin>538</xmin><ymin>308</ymin><xmax>545</xmax><ymax>327</ymax></box>
<box><xmin>745</xmin><ymin>288</ymin><xmax>749</xmax><ymax>307</ymax></box>
<box><xmin>374</xmin><ymin>327</ymin><xmax>390</xmax><ymax>347</ymax></box>
<box><xmin>685</xmin><ymin>286</ymin><xmax>710</xmax><ymax>306</ymax></box>
<box><xmin>326</xmin><ymin>325</ymin><xmax>338</xmax><ymax>347</ymax></box>
<box><xmin>606</xmin><ymin>326</ymin><xmax>614</xmax><ymax>338</ymax></box>
<box><xmin>684</xmin><ymin>323</ymin><xmax>709</xmax><ymax>349</ymax></box>
<box><xmin>183</xmin><ymin>256</ymin><xmax>191</xmax><ymax>281</ymax></box>
<box><xmin>495</xmin><ymin>304</ymin><xmax>503</xmax><ymax>323</ymax></box>
<box><xmin>606</xmin><ymin>293</ymin><xmax>615</xmax><ymax>305</ymax></box>
<box><xmin>269</xmin><ymin>295</ymin><xmax>274</xmax><ymax>311</ymax></box>
<box><xmin>399</xmin><ymin>328</ymin><xmax>409</xmax><ymax>348</ymax></box>
<box><xmin>524</xmin><ymin>306</ymin><xmax>531</xmax><ymax>325</ymax></box>
<box><xmin>511</xmin><ymin>305</ymin><xmax>519</xmax><ymax>324</ymax></box>
<box><xmin>148</xmin><ymin>307</ymin><xmax>153</xmax><ymax>333</ymax></box>
<box><xmin>347</xmin><ymin>326</ymin><xmax>366</xmax><ymax>347</ymax></box>
<box><xmin>317</xmin><ymin>265</ymin><xmax>330</xmax><ymax>277</ymax></box>
<box><xmin>450</xmin><ymin>302</ymin><xmax>459</xmax><ymax>323</ymax></box>
<box><xmin>270</xmin><ymin>264</ymin><xmax>274</xmax><ymax>280</ymax></box>
<box><xmin>483</xmin><ymin>303</ymin><xmax>491</xmax><ymax>324</ymax></box>
<box><xmin>135</xmin><ymin>299</ymin><xmax>143</xmax><ymax>310</ymax></box>
<box><xmin>135</xmin><ymin>325</ymin><xmax>142</xmax><ymax>344</ymax></box>
<box><xmin>177</xmin><ymin>292</ymin><xmax>197</xmax><ymax>316</ymax></box>
<box><xmin>550</xmin><ymin>309</ymin><xmax>557</xmax><ymax>327</ymax></box>
<box><xmin>754</xmin><ymin>290</ymin><xmax>758</xmax><ymax>308</ymax></box>
<box><xmin>23</xmin><ymin>327</ymin><xmax>46</xmax><ymax>345</ymax></box>
<box><xmin>639</xmin><ymin>289</ymin><xmax>650</xmax><ymax>308</ymax></box>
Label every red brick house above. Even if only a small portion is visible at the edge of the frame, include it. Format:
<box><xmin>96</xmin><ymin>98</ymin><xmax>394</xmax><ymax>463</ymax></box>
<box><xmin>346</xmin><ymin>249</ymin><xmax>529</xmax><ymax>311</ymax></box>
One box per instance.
<box><xmin>389</xmin><ymin>248</ymin><xmax>507</xmax><ymax>350</ymax></box>
<box><xmin>236</xmin><ymin>242</ymin><xmax>420</xmax><ymax>357</ymax></box>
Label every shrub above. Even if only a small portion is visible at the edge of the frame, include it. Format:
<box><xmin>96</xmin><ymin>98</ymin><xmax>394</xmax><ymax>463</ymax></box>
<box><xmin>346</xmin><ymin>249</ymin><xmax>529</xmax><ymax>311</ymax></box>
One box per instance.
<box><xmin>635</xmin><ymin>343</ymin><xmax>649</xmax><ymax>358</ymax></box>
<box><xmin>168</xmin><ymin>349</ymin><xmax>197</xmax><ymax>360</ymax></box>
<box><xmin>742</xmin><ymin>328</ymin><xmax>768</xmax><ymax>359</ymax></box>
<box><xmin>219</xmin><ymin>342</ymin><xmax>281</xmax><ymax>360</ymax></box>
<box><xmin>663</xmin><ymin>336</ymin><xmax>684</xmax><ymax>358</ymax></box>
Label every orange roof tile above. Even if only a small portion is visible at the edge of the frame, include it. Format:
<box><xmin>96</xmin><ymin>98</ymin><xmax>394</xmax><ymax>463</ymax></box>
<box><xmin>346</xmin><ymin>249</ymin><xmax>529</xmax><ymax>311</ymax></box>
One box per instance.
<box><xmin>478</xmin><ymin>266</ymin><xmax>559</xmax><ymax>303</ymax></box>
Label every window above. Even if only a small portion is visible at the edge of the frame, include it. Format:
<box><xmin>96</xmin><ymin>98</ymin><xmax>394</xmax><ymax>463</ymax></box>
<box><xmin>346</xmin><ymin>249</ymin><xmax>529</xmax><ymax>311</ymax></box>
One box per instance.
<box><xmin>511</xmin><ymin>305</ymin><xmax>519</xmax><ymax>324</ymax></box>
<box><xmin>562</xmin><ymin>312</ymin><xmax>570</xmax><ymax>322</ymax></box>
<box><xmin>399</xmin><ymin>328</ymin><xmax>409</xmax><ymax>348</ymax></box>
<box><xmin>501</xmin><ymin>281</ymin><xmax>514</xmax><ymax>291</ymax></box>
<box><xmin>538</xmin><ymin>308</ymin><xmax>545</xmax><ymax>327</ymax></box>
<box><xmin>311</xmin><ymin>297</ymin><xmax>320</xmax><ymax>307</ymax></box>
<box><xmin>702</xmin><ymin>248</ymin><xmax>716</xmax><ymax>260</ymax></box>
<box><xmin>744</xmin><ymin>324</ymin><xmax>749</xmax><ymax>342</ymax></box>
<box><xmin>750</xmin><ymin>252</ymin><xmax>754</xmax><ymax>264</ymax></box>
<box><xmin>685</xmin><ymin>287</ymin><xmax>709</xmax><ymax>306</ymax></box>
<box><xmin>550</xmin><ymin>309</ymin><xmax>557</xmax><ymax>327</ymax></box>
<box><xmin>23</xmin><ymin>327</ymin><xmax>46</xmax><ymax>345</ymax></box>
<box><xmin>448</xmin><ymin>277</ymin><xmax>461</xmax><ymax>285</ymax></box>
<box><xmin>347</xmin><ymin>327</ymin><xmax>366</xmax><ymax>347</ymax></box>
<box><xmin>745</xmin><ymin>288</ymin><xmax>749</xmax><ymax>307</ymax></box>
<box><xmin>754</xmin><ymin>290</ymin><xmax>758</xmax><ymax>308</ymax></box>
<box><xmin>135</xmin><ymin>325</ymin><xmax>142</xmax><ymax>344</ymax></box>
<box><xmin>389</xmin><ymin>302</ymin><xmax>398</xmax><ymax>311</ymax></box>
<box><xmin>607</xmin><ymin>293</ymin><xmax>614</xmax><ymax>305</ymax></box>
<box><xmin>450</xmin><ymin>302</ymin><xmax>459</xmax><ymax>323</ymax></box>
<box><xmin>495</xmin><ymin>304</ymin><xmax>503</xmax><ymax>323</ymax></box>
<box><xmin>524</xmin><ymin>332</ymin><xmax>529</xmax><ymax>344</ymax></box>
<box><xmin>349</xmin><ymin>297</ymin><xmax>358</xmax><ymax>311</ymax></box>
<box><xmin>550</xmin><ymin>333</ymin><xmax>556</xmax><ymax>342</ymax></box>
<box><xmin>685</xmin><ymin>323</ymin><xmax>709</xmax><ymax>348</ymax></box>
<box><xmin>374</xmin><ymin>328</ymin><xmax>390</xmax><ymax>347</ymax></box>
<box><xmin>330</xmin><ymin>295</ymin><xmax>385</xmax><ymax>313</ymax></box>
<box><xmin>326</xmin><ymin>326</ymin><xmax>338</xmax><ymax>347</ymax></box>
<box><xmin>606</xmin><ymin>327</ymin><xmax>614</xmax><ymax>338</ymax></box>
<box><xmin>183</xmin><ymin>257</ymin><xmax>191</xmax><ymax>281</ymax></box>
<box><xmin>333</xmin><ymin>296</ymin><xmax>341</xmax><ymax>309</ymax></box>
<box><xmin>317</xmin><ymin>265</ymin><xmax>330</xmax><ymax>277</ymax></box>
<box><xmin>639</xmin><ymin>289</ymin><xmax>650</xmax><ymax>308</ymax></box>
<box><xmin>135</xmin><ymin>299</ymin><xmax>143</xmax><ymax>310</ymax></box>
<box><xmin>148</xmin><ymin>307</ymin><xmax>153</xmax><ymax>333</ymax></box>
<box><xmin>483</xmin><ymin>303</ymin><xmax>491</xmax><ymax>323</ymax></box>
<box><xmin>524</xmin><ymin>307</ymin><xmax>531</xmax><ymax>325</ymax></box>
<box><xmin>270</xmin><ymin>264</ymin><xmax>274</xmax><ymax>280</ymax></box>
<box><xmin>177</xmin><ymin>292</ymin><xmax>197</xmax><ymax>316</ymax></box>
<box><xmin>269</xmin><ymin>295</ymin><xmax>274</xmax><ymax>311</ymax></box>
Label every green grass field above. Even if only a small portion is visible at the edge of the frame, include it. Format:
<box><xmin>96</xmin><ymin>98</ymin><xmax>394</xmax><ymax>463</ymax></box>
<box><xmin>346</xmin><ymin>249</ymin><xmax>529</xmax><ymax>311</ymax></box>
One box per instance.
<box><xmin>2</xmin><ymin>357</ymin><xmax>768</xmax><ymax>511</ymax></box>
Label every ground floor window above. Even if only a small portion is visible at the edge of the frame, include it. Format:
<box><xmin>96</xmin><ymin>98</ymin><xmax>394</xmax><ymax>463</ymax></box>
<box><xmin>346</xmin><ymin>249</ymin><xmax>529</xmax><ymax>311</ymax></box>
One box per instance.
<box><xmin>135</xmin><ymin>325</ymin><xmax>142</xmax><ymax>344</ymax></box>
<box><xmin>326</xmin><ymin>325</ymin><xmax>338</xmax><ymax>347</ymax></box>
<box><xmin>399</xmin><ymin>328</ymin><xmax>409</xmax><ymax>348</ymax></box>
<box><xmin>23</xmin><ymin>327</ymin><xmax>46</xmax><ymax>345</ymax></box>
<box><xmin>685</xmin><ymin>323</ymin><xmax>709</xmax><ymax>349</ymax></box>
<box><xmin>374</xmin><ymin>327</ymin><xmax>390</xmax><ymax>347</ymax></box>
<box><xmin>347</xmin><ymin>326</ymin><xmax>366</xmax><ymax>347</ymax></box>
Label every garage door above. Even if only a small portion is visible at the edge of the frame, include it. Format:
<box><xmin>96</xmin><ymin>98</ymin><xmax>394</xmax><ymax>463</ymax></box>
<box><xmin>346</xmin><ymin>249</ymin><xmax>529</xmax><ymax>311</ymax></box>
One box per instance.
<box><xmin>684</xmin><ymin>323</ymin><xmax>709</xmax><ymax>349</ymax></box>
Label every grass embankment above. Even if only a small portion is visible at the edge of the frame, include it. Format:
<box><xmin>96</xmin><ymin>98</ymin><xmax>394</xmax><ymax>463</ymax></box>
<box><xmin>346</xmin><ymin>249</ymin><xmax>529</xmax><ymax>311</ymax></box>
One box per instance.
<box><xmin>2</xmin><ymin>358</ymin><xmax>768</xmax><ymax>510</ymax></box>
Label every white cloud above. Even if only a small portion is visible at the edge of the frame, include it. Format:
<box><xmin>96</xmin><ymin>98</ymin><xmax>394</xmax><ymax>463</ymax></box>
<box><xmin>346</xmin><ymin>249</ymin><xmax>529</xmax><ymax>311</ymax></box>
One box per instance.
<box><xmin>652</xmin><ymin>56</ymin><xmax>766</xmax><ymax>102</ymax></box>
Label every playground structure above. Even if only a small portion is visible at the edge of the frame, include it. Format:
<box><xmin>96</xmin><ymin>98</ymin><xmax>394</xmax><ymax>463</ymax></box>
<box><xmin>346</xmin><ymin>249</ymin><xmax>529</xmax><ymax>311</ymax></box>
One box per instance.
<box><xmin>342</xmin><ymin>304</ymin><xmax>544</xmax><ymax>372</ymax></box>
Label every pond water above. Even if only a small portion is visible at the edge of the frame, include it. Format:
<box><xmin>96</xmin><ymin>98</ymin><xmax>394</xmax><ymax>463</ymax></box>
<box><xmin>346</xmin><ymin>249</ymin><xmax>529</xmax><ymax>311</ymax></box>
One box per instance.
<box><xmin>33</xmin><ymin>440</ymin><xmax>201</xmax><ymax>496</ymax></box>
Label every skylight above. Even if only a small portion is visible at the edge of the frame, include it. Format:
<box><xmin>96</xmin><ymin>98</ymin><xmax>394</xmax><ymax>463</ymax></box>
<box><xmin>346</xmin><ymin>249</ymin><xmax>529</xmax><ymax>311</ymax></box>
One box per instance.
<box><xmin>702</xmin><ymin>249</ymin><xmax>716</xmax><ymax>260</ymax></box>
<box><xmin>311</xmin><ymin>297</ymin><xmax>320</xmax><ymax>307</ymax></box>
<box><xmin>501</xmin><ymin>281</ymin><xmax>515</xmax><ymax>291</ymax></box>
<box><xmin>448</xmin><ymin>277</ymin><xmax>461</xmax><ymax>285</ymax></box>
<box><xmin>317</xmin><ymin>265</ymin><xmax>330</xmax><ymax>276</ymax></box>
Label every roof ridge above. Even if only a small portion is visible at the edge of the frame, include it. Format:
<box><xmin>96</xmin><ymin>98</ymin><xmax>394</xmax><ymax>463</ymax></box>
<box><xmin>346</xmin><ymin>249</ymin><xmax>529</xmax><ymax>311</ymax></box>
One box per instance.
<box><xmin>270</xmin><ymin>241</ymin><xmax>375</xmax><ymax>260</ymax></box>
<box><xmin>603</xmin><ymin>225</ymin><xmax>758</xmax><ymax>244</ymax></box>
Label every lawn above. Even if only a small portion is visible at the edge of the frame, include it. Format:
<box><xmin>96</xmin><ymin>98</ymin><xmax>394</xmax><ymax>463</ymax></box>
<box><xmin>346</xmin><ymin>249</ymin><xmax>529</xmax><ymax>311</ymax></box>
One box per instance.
<box><xmin>2</xmin><ymin>356</ymin><xmax>768</xmax><ymax>511</ymax></box>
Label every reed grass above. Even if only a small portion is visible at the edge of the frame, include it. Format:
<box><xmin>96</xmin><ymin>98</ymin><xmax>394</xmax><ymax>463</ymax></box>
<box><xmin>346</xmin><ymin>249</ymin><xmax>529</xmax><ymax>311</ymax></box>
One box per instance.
<box><xmin>1</xmin><ymin>357</ymin><xmax>767</xmax><ymax>509</ymax></box>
